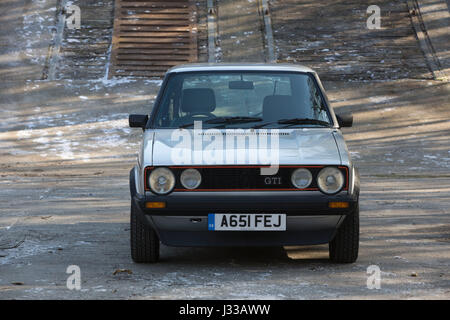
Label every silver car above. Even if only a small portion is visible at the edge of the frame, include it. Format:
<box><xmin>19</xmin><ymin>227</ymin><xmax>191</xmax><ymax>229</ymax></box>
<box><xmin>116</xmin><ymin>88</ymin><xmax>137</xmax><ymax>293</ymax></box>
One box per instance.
<box><xmin>129</xmin><ymin>63</ymin><xmax>360</xmax><ymax>263</ymax></box>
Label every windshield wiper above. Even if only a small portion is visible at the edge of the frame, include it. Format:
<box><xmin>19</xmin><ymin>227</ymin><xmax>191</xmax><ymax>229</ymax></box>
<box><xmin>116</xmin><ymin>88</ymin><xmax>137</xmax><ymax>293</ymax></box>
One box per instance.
<box><xmin>179</xmin><ymin>116</ymin><xmax>262</xmax><ymax>128</ymax></box>
<box><xmin>251</xmin><ymin>118</ymin><xmax>330</xmax><ymax>129</ymax></box>
<box><xmin>207</xmin><ymin>116</ymin><xmax>263</xmax><ymax>124</ymax></box>
<box><xmin>278</xmin><ymin>118</ymin><xmax>331</xmax><ymax>127</ymax></box>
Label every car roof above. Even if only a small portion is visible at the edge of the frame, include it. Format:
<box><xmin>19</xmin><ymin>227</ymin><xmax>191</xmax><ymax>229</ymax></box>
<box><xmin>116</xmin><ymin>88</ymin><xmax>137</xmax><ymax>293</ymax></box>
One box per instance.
<box><xmin>166</xmin><ymin>63</ymin><xmax>316</xmax><ymax>74</ymax></box>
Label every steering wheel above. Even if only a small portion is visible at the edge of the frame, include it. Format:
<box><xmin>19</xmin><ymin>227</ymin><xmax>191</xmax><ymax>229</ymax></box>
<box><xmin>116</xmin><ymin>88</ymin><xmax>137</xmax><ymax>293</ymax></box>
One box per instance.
<box><xmin>171</xmin><ymin>112</ymin><xmax>217</xmax><ymax>127</ymax></box>
<box><xmin>189</xmin><ymin>112</ymin><xmax>217</xmax><ymax>119</ymax></box>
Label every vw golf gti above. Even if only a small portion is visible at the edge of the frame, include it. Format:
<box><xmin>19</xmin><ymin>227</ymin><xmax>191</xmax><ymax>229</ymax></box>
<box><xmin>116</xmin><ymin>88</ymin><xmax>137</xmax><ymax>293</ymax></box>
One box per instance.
<box><xmin>129</xmin><ymin>63</ymin><xmax>360</xmax><ymax>263</ymax></box>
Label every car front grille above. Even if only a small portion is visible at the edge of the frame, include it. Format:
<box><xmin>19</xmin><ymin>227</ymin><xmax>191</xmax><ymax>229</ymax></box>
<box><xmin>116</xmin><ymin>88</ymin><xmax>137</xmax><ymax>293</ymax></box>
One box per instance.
<box><xmin>156</xmin><ymin>165</ymin><xmax>349</xmax><ymax>191</ymax></box>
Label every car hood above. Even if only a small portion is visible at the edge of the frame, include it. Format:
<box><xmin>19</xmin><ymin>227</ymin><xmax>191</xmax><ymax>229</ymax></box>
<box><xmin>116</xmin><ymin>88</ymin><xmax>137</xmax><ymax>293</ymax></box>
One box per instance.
<box><xmin>147</xmin><ymin>128</ymin><xmax>341</xmax><ymax>166</ymax></box>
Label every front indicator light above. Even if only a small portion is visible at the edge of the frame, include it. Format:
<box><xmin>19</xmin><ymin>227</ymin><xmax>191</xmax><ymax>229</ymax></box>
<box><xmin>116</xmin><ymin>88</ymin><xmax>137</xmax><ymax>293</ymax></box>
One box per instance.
<box><xmin>328</xmin><ymin>201</ymin><xmax>349</xmax><ymax>209</ymax></box>
<box><xmin>145</xmin><ymin>202</ymin><xmax>166</xmax><ymax>209</ymax></box>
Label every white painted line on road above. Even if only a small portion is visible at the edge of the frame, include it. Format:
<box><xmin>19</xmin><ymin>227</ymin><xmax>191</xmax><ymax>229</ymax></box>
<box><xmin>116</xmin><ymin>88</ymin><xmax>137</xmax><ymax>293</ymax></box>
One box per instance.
<box><xmin>207</xmin><ymin>0</ymin><xmax>217</xmax><ymax>63</ymax></box>
<box><xmin>406</xmin><ymin>0</ymin><xmax>448</xmax><ymax>80</ymax></box>
<box><xmin>48</xmin><ymin>0</ymin><xmax>68</xmax><ymax>80</ymax></box>
<box><xmin>261</xmin><ymin>0</ymin><xmax>276</xmax><ymax>63</ymax></box>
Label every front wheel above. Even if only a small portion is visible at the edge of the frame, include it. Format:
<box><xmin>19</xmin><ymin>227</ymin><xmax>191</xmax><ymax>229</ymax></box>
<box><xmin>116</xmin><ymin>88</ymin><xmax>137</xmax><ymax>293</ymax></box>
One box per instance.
<box><xmin>130</xmin><ymin>201</ymin><xmax>160</xmax><ymax>263</ymax></box>
<box><xmin>329</xmin><ymin>204</ymin><xmax>359</xmax><ymax>263</ymax></box>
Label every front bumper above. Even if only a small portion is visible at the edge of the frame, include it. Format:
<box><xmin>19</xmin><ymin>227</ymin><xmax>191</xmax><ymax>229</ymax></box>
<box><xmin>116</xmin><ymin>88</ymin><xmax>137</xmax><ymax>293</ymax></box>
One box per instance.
<box><xmin>130</xmin><ymin>168</ymin><xmax>359</xmax><ymax>246</ymax></box>
<box><xmin>132</xmin><ymin>191</ymin><xmax>357</xmax><ymax>247</ymax></box>
<box><xmin>135</xmin><ymin>190</ymin><xmax>358</xmax><ymax>216</ymax></box>
<box><xmin>146</xmin><ymin>215</ymin><xmax>344</xmax><ymax>246</ymax></box>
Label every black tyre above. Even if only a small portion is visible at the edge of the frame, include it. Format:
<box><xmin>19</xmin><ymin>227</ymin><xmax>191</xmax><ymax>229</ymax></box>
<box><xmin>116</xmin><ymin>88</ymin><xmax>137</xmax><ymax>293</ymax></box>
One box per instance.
<box><xmin>130</xmin><ymin>201</ymin><xmax>160</xmax><ymax>263</ymax></box>
<box><xmin>329</xmin><ymin>204</ymin><xmax>359</xmax><ymax>263</ymax></box>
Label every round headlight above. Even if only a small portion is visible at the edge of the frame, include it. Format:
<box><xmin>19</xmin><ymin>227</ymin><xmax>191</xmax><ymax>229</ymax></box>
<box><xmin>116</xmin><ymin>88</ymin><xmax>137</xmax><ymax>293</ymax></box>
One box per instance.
<box><xmin>317</xmin><ymin>167</ymin><xmax>344</xmax><ymax>194</ymax></box>
<box><xmin>149</xmin><ymin>167</ymin><xmax>175</xmax><ymax>194</ymax></box>
<box><xmin>291</xmin><ymin>168</ymin><xmax>312</xmax><ymax>189</ymax></box>
<box><xmin>180</xmin><ymin>168</ymin><xmax>202</xmax><ymax>189</ymax></box>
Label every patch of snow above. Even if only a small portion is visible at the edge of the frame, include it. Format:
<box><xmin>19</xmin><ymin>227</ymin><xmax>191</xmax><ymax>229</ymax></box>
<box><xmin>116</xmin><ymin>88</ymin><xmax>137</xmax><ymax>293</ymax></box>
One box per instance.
<box><xmin>0</xmin><ymin>240</ymin><xmax>60</xmax><ymax>265</ymax></box>
<box><xmin>350</xmin><ymin>151</ymin><xmax>361</xmax><ymax>159</ymax></box>
<box><xmin>369</xmin><ymin>96</ymin><xmax>395</xmax><ymax>104</ymax></box>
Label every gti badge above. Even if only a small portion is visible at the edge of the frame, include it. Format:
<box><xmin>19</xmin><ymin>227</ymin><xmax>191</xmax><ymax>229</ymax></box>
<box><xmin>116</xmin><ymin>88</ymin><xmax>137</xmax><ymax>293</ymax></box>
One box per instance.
<box><xmin>264</xmin><ymin>177</ymin><xmax>282</xmax><ymax>185</ymax></box>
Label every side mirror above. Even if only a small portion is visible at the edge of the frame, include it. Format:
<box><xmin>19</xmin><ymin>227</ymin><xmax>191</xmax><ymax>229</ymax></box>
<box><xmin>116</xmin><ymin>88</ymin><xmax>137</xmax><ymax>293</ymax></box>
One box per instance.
<box><xmin>129</xmin><ymin>114</ymin><xmax>148</xmax><ymax>128</ymax></box>
<box><xmin>336</xmin><ymin>113</ymin><xmax>353</xmax><ymax>128</ymax></box>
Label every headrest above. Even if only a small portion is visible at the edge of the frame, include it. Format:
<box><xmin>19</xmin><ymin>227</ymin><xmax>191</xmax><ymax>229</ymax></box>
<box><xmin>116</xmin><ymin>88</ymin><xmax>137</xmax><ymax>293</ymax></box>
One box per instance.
<box><xmin>181</xmin><ymin>88</ymin><xmax>216</xmax><ymax>113</ymax></box>
<box><xmin>263</xmin><ymin>95</ymin><xmax>296</xmax><ymax>121</ymax></box>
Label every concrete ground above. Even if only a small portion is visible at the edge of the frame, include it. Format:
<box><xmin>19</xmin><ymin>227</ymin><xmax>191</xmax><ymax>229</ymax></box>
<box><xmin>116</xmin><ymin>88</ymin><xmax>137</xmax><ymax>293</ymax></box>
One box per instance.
<box><xmin>0</xmin><ymin>0</ymin><xmax>449</xmax><ymax>299</ymax></box>
<box><xmin>412</xmin><ymin>0</ymin><xmax>450</xmax><ymax>78</ymax></box>
<box><xmin>216</xmin><ymin>0</ymin><xmax>266</xmax><ymax>62</ymax></box>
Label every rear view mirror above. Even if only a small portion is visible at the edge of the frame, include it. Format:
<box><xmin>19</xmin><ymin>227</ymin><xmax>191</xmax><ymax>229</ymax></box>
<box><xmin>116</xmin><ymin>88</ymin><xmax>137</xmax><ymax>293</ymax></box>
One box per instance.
<box><xmin>336</xmin><ymin>113</ymin><xmax>353</xmax><ymax>127</ymax></box>
<box><xmin>229</xmin><ymin>80</ymin><xmax>254</xmax><ymax>90</ymax></box>
<box><xmin>129</xmin><ymin>114</ymin><xmax>148</xmax><ymax>128</ymax></box>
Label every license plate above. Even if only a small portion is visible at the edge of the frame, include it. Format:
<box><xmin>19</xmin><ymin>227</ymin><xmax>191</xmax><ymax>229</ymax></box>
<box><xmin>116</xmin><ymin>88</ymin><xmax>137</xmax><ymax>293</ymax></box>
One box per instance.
<box><xmin>208</xmin><ymin>214</ymin><xmax>286</xmax><ymax>231</ymax></box>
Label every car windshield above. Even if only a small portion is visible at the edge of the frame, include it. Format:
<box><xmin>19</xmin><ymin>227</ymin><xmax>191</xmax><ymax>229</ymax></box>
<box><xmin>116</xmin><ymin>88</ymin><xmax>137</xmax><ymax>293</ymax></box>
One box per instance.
<box><xmin>152</xmin><ymin>71</ymin><xmax>332</xmax><ymax>129</ymax></box>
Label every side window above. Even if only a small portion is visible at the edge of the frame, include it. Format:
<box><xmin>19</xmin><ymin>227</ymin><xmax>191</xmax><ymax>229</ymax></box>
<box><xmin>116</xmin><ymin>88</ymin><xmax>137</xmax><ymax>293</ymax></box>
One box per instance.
<box><xmin>155</xmin><ymin>90</ymin><xmax>176</xmax><ymax>126</ymax></box>
<box><xmin>307</xmin><ymin>78</ymin><xmax>328</xmax><ymax>121</ymax></box>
